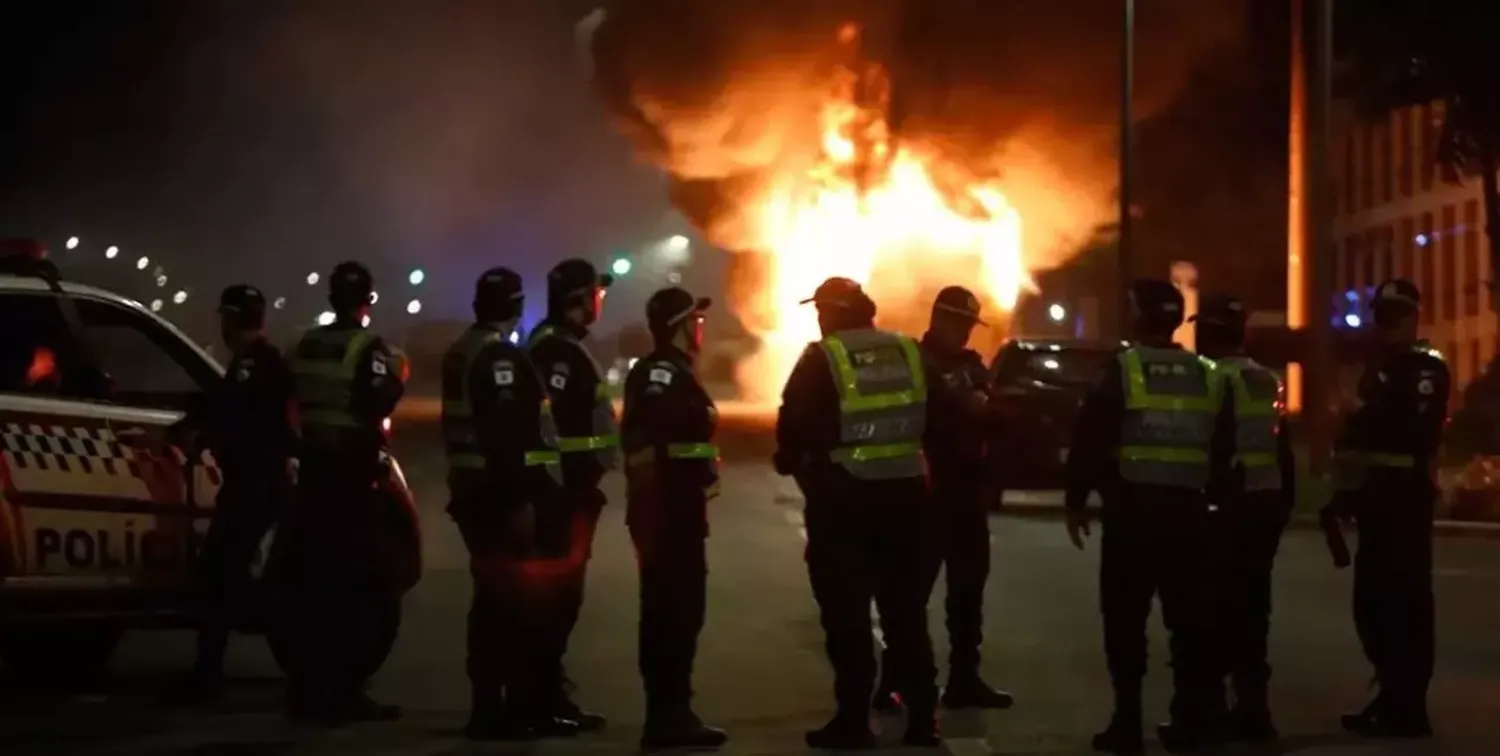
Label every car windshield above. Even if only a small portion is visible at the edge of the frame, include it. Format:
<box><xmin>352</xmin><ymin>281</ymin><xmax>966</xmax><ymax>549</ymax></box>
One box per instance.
<box><xmin>1010</xmin><ymin>348</ymin><xmax>1113</xmax><ymax>388</ymax></box>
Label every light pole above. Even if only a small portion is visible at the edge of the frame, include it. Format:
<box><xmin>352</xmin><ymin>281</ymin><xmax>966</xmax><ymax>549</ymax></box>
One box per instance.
<box><xmin>1118</xmin><ymin>0</ymin><xmax>1136</xmax><ymax>335</ymax></box>
<box><xmin>1304</xmin><ymin>0</ymin><xmax>1337</xmax><ymax>471</ymax></box>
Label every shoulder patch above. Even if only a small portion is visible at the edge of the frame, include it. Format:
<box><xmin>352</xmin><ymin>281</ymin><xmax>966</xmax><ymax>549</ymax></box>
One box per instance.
<box><xmin>493</xmin><ymin>360</ymin><xmax>515</xmax><ymax>386</ymax></box>
<box><xmin>1417</xmin><ymin>377</ymin><xmax>1435</xmax><ymax>395</ymax></box>
<box><xmin>549</xmin><ymin>372</ymin><xmax>568</xmax><ymax>390</ymax></box>
<box><xmin>648</xmin><ymin>367</ymin><xmax>674</xmax><ymax>385</ymax></box>
<box><xmin>371</xmin><ymin>354</ymin><xmax>388</xmax><ymax>376</ymax></box>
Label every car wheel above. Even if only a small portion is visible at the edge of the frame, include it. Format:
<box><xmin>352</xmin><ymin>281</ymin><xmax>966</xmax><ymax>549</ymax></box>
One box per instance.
<box><xmin>0</xmin><ymin>623</ymin><xmax>124</xmax><ymax>685</ymax></box>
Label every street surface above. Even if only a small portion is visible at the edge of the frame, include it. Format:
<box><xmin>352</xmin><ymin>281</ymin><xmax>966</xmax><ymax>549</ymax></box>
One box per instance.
<box><xmin>4</xmin><ymin>419</ymin><xmax>1500</xmax><ymax>754</ymax></box>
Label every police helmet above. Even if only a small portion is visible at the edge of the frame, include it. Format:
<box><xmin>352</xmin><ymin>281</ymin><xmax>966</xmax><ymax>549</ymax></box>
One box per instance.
<box><xmin>1128</xmin><ymin>278</ymin><xmax>1185</xmax><ymax>332</ymax></box>
<box><xmin>473</xmin><ymin>267</ymin><xmax>524</xmax><ymax>320</ymax></box>
<box><xmin>646</xmin><ymin>287</ymin><xmax>712</xmax><ymax>339</ymax></box>
<box><xmin>218</xmin><ymin>284</ymin><xmax>267</xmax><ymax>329</ymax></box>
<box><xmin>932</xmin><ymin>285</ymin><xmax>987</xmax><ymax>325</ymax></box>
<box><xmin>328</xmin><ymin>260</ymin><xmax>374</xmax><ymax>309</ymax></box>
<box><xmin>546</xmin><ymin>258</ymin><xmax>613</xmax><ymax>312</ymax></box>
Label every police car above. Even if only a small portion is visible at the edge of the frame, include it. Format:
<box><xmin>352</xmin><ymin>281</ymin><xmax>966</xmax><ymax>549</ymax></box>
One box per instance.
<box><xmin>0</xmin><ymin>249</ymin><xmax>419</xmax><ymax>681</ymax></box>
<box><xmin>987</xmin><ymin>339</ymin><xmax>1120</xmax><ymax>491</ymax></box>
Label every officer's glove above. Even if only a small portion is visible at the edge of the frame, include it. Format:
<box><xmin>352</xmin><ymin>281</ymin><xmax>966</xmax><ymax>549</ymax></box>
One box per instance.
<box><xmin>1064</xmin><ymin>508</ymin><xmax>1092</xmax><ymax>550</ymax></box>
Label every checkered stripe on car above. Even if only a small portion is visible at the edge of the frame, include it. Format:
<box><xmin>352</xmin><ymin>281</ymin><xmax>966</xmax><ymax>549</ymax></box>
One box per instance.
<box><xmin>0</xmin><ymin>423</ymin><xmax>222</xmax><ymax>487</ymax></box>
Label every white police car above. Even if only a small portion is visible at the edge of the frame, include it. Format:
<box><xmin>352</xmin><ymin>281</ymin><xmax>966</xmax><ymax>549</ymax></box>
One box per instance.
<box><xmin>0</xmin><ymin>250</ymin><xmax>419</xmax><ymax>682</ymax></box>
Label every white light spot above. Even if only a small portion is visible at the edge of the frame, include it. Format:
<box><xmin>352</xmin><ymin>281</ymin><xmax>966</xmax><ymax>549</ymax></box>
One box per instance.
<box><xmin>1344</xmin><ymin>313</ymin><xmax>1362</xmax><ymax>328</ymax></box>
<box><xmin>370</xmin><ymin>290</ymin><xmax>379</xmax><ymax>304</ymax></box>
<box><xmin>1416</xmin><ymin>234</ymin><xmax>1429</xmax><ymax>247</ymax></box>
<box><xmin>156</xmin><ymin>274</ymin><xmax>167</xmax><ymax>287</ymax></box>
<box><xmin>667</xmin><ymin>271</ymin><xmax>682</xmax><ymax>284</ymax></box>
<box><xmin>316</xmin><ymin>311</ymin><xmax>335</xmax><ymax>326</ymax></box>
<box><xmin>149</xmin><ymin>299</ymin><xmax>163</xmax><ymax>312</ymax></box>
<box><xmin>65</xmin><ymin>236</ymin><xmax>79</xmax><ymax>250</ymax></box>
<box><xmin>408</xmin><ymin>269</ymin><xmax>425</xmax><ymax>286</ymax></box>
<box><xmin>627</xmin><ymin>357</ymin><xmax>639</xmax><ymax>370</ymax></box>
<box><xmin>172</xmin><ymin>290</ymin><xmax>187</xmax><ymax>304</ymax></box>
<box><xmin>508</xmin><ymin>330</ymin><xmax>519</xmax><ymax>344</ymax></box>
<box><xmin>306</xmin><ymin>272</ymin><xmax>320</xmax><ymax>286</ymax></box>
<box><xmin>361</xmin><ymin>315</ymin><xmax>371</xmax><ymax>328</ymax></box>
<box><xmin>104</xmin><ymin>245</ymin><xmax>118</xmax><ymax>259</ymax></box>
<box><xmin>136</xmin><ymin>256</ymin><xmax>150</xmax><ymax>270</ymax></box>
<box><xmin>406</xmin><ymin>299</ymin><xmax>422</xmax><ymax>314</ymax></box>
<box><xmin>272</xmin><ymin>297</ymin><xmax>286</xmax><ymax>310</ymax></box>
<box><xmin>611</xmin><ymin>258</ymin><xmax>632</xmax><ymax>276</ymax></box>
<box><xmin>1048</xmin><ymin>303</ymin><xmax>1067</xmax><ymax>323</ymax></box>
<box><xmin>1042</xmin><ymin>358</ymin><xmax>1060</xmax><ymax>370</ymax></box>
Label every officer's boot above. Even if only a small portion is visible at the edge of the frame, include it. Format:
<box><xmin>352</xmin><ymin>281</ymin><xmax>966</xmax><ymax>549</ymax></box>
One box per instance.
<box><xmin>641</xmin><ymin>703</ymin><xmax>729</xmax><ymax>751</ymax></box>
<box><xmin>1091</xmin><ymin>682</ymin><xmax>1144</xmax><ymax>755</ymax></box>
<box><xmin>901</xmin><ymin>699</ymin><xmax>943</xmax><ymax>748</ymax></box>
<box><xmin>1226</xmin><ymin>676</ymin><xmax>1277</xmax><ymax>742</ymax></box>
<box><xmin>804</xmin><ymin>703</ymin><xmax>876</xmax><ymax>750</ymax></box>
<box><xmin>1346</xmin><ymin>687</ymin><xmax>1432</xmax><ymax>738</ymax></box>
<box><xmin>942</xmin><ymin>670</ymin><xmax>1015</xmax><ymax>710</ymax></box>
<box><xmin>871</xmin><ymin>684</ymin><xmax>903</xmax><ymax>714</ymax></box>
<box><xmin>464</xmin><ymin>688</ymin><xmax>534</xmax><ymax>742</ymax></box>
<box><xmin>1340</xmin><ymin>686</ymin><xmax>1387</xmax><ymax>734</ymax></box>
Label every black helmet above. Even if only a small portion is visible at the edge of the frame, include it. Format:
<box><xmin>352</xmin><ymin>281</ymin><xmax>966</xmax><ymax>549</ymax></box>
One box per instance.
<box><xmin>1192</xmin><ymin>293</ymin><xmax>1247</xmax><ymax>329</ymax></box>
<box><xmin>218</xmin><ymin>284</ymin><xmax>267</xmax><ymax>328</ymax></box>
<box><xmin>647</xmin><ymin>287</ymin><xmax>711</xmax><ymax>333</ymax></box>
<box><xmin>473</xmin><ymin>267</ymin><xmax>524</xmax><ymax>320</ymax></box>
<box><xmin>932</xmin><ymin>285</ymin><xmax>987</xmax><ymax>325</ymax></box>
<box><xmin>547</xmin><ymin>258</ymin><xmax>613</xmax><ymax>310</ymax></box>
<box><xmin>328</xmin><ymin>260</ymin><xmax>374</xmax><ymax>309</ymax></box>
<box><xmin>1128</xmin><ymin>278</ymin><xmax>1185</xmax><ymax>332</ymax></box>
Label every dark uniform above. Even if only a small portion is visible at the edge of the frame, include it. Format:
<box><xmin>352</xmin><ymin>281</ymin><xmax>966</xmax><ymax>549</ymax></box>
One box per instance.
<box><xmin>525</xmin><ymin>257</ymin><xmax>619</xmax><ymax>729</ymax></box>
<box><xmin>775</xmin><ymin>277</ymin><xmax>940</xmax><ymax>749</ymax></box>
<box><xmin>443</xmin><ymin>268</ymin><xmax>574</xmax><ymax>740</ymax></box>
<box><xmin>1064</xmin><ymin>279</ymin><xmax>1234</xmax><ymax>754</ymax></box>
<box><xmin>279</xmin><ymin>261</ymin><xmax>407</xmax><ymax>722</ymax></box>
<box><xmin>621</xmin><ymin>287</ymin><xmax>728</xmax><ymax>750</ymax></box>
<box><xmin>1193</xmin><ymin>295</ymin><xmax>1295</xmax><ymax>741</ymax></box>
<box><xmin>170</xmin><ymin>285</ymin><xmax>295</xmax><ymax>699</ymax></box>
<box><xmin>875</xmin><ymin>286</ymin><xmax>1012</xmax><ymax>711</ymax></box>
<box><xmin>1330</xmin><ymin>279</ymin><xmax>1448</xmax><ymax>738</ymax></box>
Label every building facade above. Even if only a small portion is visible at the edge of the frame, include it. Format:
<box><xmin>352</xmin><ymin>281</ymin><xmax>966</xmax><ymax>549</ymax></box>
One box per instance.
<box><xmin>1333</xmin><ymin>99</ymin><xmax>1494</xmax><ymax>389</ymax></box>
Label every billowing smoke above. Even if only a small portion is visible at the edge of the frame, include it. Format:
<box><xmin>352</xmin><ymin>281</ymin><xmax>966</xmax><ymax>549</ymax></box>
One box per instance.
<box><xmin>589</xmin><ymin>0</ymin><xmax>1248</xmax><ymax>272</ymax></box>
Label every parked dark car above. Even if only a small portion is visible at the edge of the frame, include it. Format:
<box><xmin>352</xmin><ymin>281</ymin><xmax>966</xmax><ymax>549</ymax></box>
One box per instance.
<box><xmin>986</xmin><ymin>339</ymin><xmax>1121</xmax><ymax>493</ymax></box>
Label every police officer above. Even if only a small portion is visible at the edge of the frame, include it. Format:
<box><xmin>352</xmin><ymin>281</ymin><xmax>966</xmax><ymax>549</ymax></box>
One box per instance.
<box><xmin>168</xmin><ymin>284</ymin><xmax>294</xmax><ymax>702</ymax></box>
<box><xmin>621</xmin><ymin>287</ymin><xmax>729</xmax><ymax>751</ymax></box>
<box><xmin>774</xmin><ymin>277</ymin><xmax>941</xmax><ymax>749</ymax></box>
<box><xmin>443</xmin><ymin>268</ymin><xmax>577</xmax><ymax>740</ymax></box>
<box><xmin>1193</xmin><ymin>295</ymin><xmax>1294</xmax><ymax>741</ymax></box>
<box><xmin>525</xmin><ymin>257</ymin><xmax>619</xmax><ymax>730</ymax></box>
<box><xmin>280</xmin><ymin>261</ymin><xmax>407</xmax><ymax>723</ymax></box>
<box><xmin>873</xmin><ymin>286</ymin><xmax>1012</xmax><ymax>712</ymax></box>
<box><xmin>1063</xmin><ymin>279</ymin><xmax>1234</xmax><ymax>754</ymax></box>
<box><xmin>1328</xmin><ymin>278</ymin><xmax>1447</xmax><ymax>738</ymax></box>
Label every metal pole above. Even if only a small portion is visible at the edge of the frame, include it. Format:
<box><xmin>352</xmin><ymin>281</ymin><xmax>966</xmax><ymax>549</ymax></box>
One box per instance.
<box><xmin>1304</xmin><ymin>0</ymin><xmax>1337</xmax><ymax>473</ymax></box>
<box><xmin>1118</xmin><ymin>0</ymin><xmax>1136</xmax><ymax>336</ymax></box>
<box><xmin>1287</xmin><ymin>0</ymin><xmax>1306</xmax><ymax>414</ymax></box>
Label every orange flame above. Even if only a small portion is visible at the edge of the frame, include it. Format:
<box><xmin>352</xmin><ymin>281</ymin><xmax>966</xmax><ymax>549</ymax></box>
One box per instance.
<box><xmin>732</xmin><ymin>26</ymin><xmax>1029</xmax><ymax>402</ymax></box>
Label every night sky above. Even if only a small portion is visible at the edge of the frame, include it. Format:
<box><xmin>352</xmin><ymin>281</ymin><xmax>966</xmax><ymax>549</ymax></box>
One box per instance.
<box><xmin>1</xmin><ymin>1</ymin><xmax>1291</xmax><ymax>344</ymax></box>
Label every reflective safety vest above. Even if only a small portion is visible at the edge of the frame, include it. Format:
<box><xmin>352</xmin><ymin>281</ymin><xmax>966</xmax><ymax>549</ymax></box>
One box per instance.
<box><xmin>1117</xmin><ymin>346</ymin><xmax>1222</xmax><ymax>490</ymax></box>
<box><xmin>1217</xmin><ymin>355</ymin><xmax>1284</xmax><ymax>492</ymax></box>
<box><xmin>291</xmin><ymin>325</ymin><xmax>380</xmax><ymax>451</ymax></box>
<box><xmin>526</xmin><ymin>324</ymin><xmax>621</xmax><ymax>470</ymax></box>
<box><xmin>1332</xmin><ymin>343</ymin><xmax>1444</xmax><ymax>491</ymax></box>
<box><xmin>441</xmin><ymin>326</ymin><xmax>562</xmax><ymax>485</ymax></box>
<box><xmin>820</xmin><ymin>328</ymin><xmax>927</xmax><ymax>480</ymax></box>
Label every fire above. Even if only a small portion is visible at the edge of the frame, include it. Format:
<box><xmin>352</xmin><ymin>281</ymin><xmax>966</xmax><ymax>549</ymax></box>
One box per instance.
<box><xmin>733</xmin><ymin>25</ymin><xmax>1029</xmax><ymax>402</ymax></box>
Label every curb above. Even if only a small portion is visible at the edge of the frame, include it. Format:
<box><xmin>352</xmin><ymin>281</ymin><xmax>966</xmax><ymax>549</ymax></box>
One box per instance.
<box><xmin>994</xmin><ymin>499</ymin><xmax>1500</xmax><ymax>539</ymax></box>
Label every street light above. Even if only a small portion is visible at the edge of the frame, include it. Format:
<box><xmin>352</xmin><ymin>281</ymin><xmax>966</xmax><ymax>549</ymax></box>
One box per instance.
<box><xmin>316</xmin><ymin>311</ymin><xmax>335</xmax><ymax>326</ymax></box>
<box><xmin>66</xmin><ymin>237</ymin><xmax>79</xmax><ymax>250</ymax></box>
<box><xmin>172</xmin><ymin>290</ymin><xmax>188</xmax><ymax>304</ymax></box>
<box><xmin>1048</xmin><ymin>303</ymin><xmax>1067</xmax><ymax>323</ymax></box>
<box><xmin>1117</xmin><ymin>0</ymin><xmax>1136</xmax><ymax>336</ymax></box>
<box><xmin>406</xmin><ymin>299</ymin><xmax>422</xmax><ymax>314</ymax></box>
<box><xmin>105</xmin><ymin>245</ymin><xmax>118</xmax><ymax>259</ymax></box>
<box><xmin>150</xmin><ymin>299</ymin><xmax>163</xmax><ymax>312</ymax></box>
<box><xmin>136</xmin><ymin>256</ymin><xmax>150</xmax><ymax>270</ymax></box>
<box><xmin>408</xmin><ymin>269</ymin><xmax>425</xmax><ymax>286</ymax></box>
<box><xmin>307</xmin><ymin>272</ymin><xmax>320</xmax><ymax>286</ymax></box>
<box><xmin>273</xmin><ymin>297</ymin><xmax>286</xmax><ymax>310</ymax></box>
<box><xmin>611</xmin><ymin>257</ymin><xmax>632</xmax><ymax>276</ymax></box>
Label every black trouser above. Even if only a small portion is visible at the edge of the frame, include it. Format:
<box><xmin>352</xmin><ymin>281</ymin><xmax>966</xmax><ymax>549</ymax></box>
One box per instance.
<box><xmin>273</xmin><ymin>461</ymin><xmax>403</xmax><ymax>704</ymax></box>
<box><xmin>936</xmin><ymin>473</ymin><xmax>990</xmax><ymax>679</ymax></box>
<box><xmin>1216</xmin><ymin>497</ymin><xmax>1287</xmax><ymax>705</ymax></box>
<box><xmin>454</xmin><ymin>500</ymin><xmax>541</xmax><ymax>715</ymax></box>
<box><xmin>1099</xmin><ymin>489</ymin><xmax>1215</xmax><ymax>724</ymax></box>
<box><xmin>192</xmin><ymin>474</ymin><xmax>282</xmax><ymax>676</ymax></box>
<box><xmin>628</xmin><ymin>491</ymin><xmax>708</xmax><ymax>708</ymax></box>
<box><xmin>804</xmin><ymin>473</ymin><xmax>938</xmax><ymax>716</ymax></box>
<box><xmin>536</xmin><ymin>485</ymin><xmax>605</xmax><ymax>700</ymax></box>
<box><xmin>1352</xmin><ymin>481</ymin><xmax>1435</xmax><ymax>714</ymax></box>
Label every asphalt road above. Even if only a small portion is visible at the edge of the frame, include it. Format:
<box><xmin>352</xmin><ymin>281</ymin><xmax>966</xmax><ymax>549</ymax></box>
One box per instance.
<box><xmin>4</xmin><ymin>421</ymin><xmax>1500</xmax><ymax>755</ymax></box>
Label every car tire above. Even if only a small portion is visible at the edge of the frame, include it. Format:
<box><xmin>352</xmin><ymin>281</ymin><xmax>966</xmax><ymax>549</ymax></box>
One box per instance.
<box><xmin>0</xmin><ymin>623</ymin><xmax>124</xmax><ymax>685</ymax></box>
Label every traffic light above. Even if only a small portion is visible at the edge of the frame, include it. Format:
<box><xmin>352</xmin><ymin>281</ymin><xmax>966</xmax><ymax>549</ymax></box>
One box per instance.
<box><xmin>611</xmin><ymin>257</ymin><xmax>632</xmax><ymax>276</ymax></box>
